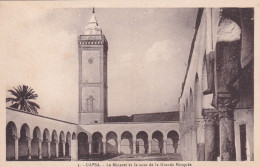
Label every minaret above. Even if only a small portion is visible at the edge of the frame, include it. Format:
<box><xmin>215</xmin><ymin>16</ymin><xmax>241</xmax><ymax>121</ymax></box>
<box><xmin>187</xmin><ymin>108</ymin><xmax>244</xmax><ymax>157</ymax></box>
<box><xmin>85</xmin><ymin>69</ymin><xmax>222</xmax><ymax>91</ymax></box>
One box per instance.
<box><xmin>78</xmin><ymin>8</ymin><xmax>108</xmax><ymax>124</ymax></box>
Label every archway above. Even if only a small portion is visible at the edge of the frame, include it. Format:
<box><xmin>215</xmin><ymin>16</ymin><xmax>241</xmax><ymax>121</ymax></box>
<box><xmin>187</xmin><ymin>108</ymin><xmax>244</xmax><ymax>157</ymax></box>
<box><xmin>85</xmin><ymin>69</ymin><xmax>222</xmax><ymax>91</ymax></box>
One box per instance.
<box><xmin>151</xmin><ymin>131</ymin><xmax>163</xmax><ymax>154</ymax></box>
<box><xmin>136</xmin><ymin>131</ymin><xmax>148</xmax><ymax>154</ymax></box>
<box><xmin>31</xmin><ymin>126</ymin><xmax>41</xmax><ymax>159</ymax></box>
<box><xmin>72</xmin><ymin>132</ymin><xmax>76</xmax><ymax>140</ymax></box>
<box><xmin>106</xmin><ymin>131</ymin><xmax>118</xmax><ymax>154</ymax></box>
<box><xmin>42</xmin><ymin>128</ymin><xmax>50</xmax><ymax>158</ymax></box>
<box><xmin>92</xmin><ymin>132</ymin><xmax>103</xmax><ymax>154</ymax></box>
<box><xmin>6</xmin><ymin>122</ymin><xmax>17</xmax><ymax>160</ymax></box>
<box><xmin>121</xmin><ymin>131</ymin><xmax>133</xmax><ymax>154</ymax></box>
<box><xmin>51</xmin><ymin>130</ymin><xmax>58</xmax><ymax>157</ymax></box>
<box><xmin>78</xmin><ymin>132</ymin><xmax>88</xmax><ymax>159</ymax></box>
<box><xmin>167</xmin><ymin>130</ymin><xmax>179</xmax><ymax>153</ymax></box>
<box><xmin>19</xmin><ymin>123</ymin><xmax>30</xmax><ymax>160</ymax></box>
<box><xmin>59</xmin><ymin>131</ymin><xmax>65</xmax><ymax>157</ymax></box>
<box><xmin>65</xmin><ymin>132</ymin><xmax>71</xmax><ymax>156</ymax></box>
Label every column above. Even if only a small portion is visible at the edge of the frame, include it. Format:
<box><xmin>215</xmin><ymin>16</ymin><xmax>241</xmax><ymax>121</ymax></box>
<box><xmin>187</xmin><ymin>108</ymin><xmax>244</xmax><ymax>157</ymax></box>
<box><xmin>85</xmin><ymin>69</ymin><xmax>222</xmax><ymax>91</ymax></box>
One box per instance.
<box><xmin>14</xmin><ymin>136</ymin><xmax>19</xmax><ymax>160</ymax></box>
<box><xmin>133</xmin><ymin>138</ymin><xmax>136</xmax><ymax>154</ymax></box>
<box><xmin>38</xmin><ymin>139</ymin><xmax>42</xmax><ymax>159</ymax></box>
<box><xmin>47</xmin><ymin>140</ymin><xmax>51</xmax><ymax>159</ymax></box>
<box><xmin>234</xmin><ymin>122</ymin><xmax>241</xmax><ymax>161</ymax></box>
<box><xmin>219</xmin><ymin>111</ymin><xmax>236</xmax><ymax>161</ymax></box>
<box><xmin>191</xmin><ymin>128</ymin><xmax>197</xmax><ymax>160</ymax></box>
<box><xmin>246</xmin><ymin>137</ymin><xmax>250</xmax><ymax>161</ymax></box>
<box><xmin>148</xmin><ymin>140</ymin><xmax>152</xmax><ymax>154</ymax></box>
<box><xmin>62</xmin><ymin>141</ymin><xmax>65</xmax><ymax>157</ymax></box>
<box><xmin>117</xmin><ymin>140</ymin><xmax>121</xmax><ymax>154</ymax></box>
<box><xmin>203</xmin><ymin>110</ymin><xmax>217</xmax><ymax>161</ymax></box>
<box><xmin>163</xmin><ymin>139</ymin><xmax>167</xmax><ymax>154</ymax></box>
<box><xmin>102</xmin><ymin>139</ymin><xmax>106</xmax><ymax>155</ymax></box>
<box><xmin>68</xmin><ymin>142</ymin><xmax>71</xmax><ymax>156</ymax></box>
<box><xmin>27</xmin><ymin>137</ymin><xmax>32</xmax><ymax>159</ymax></box>
<box><xmin>55</xmin><ymin>140</ymin><xmax>59</xmax><ymax>158</ymax></box>
<box><xmin>88</xmin><ymin>142</ymin><xmax>92</xmax><ymax>155</ymax></box>
<box><xmin>196</xmin><ymin>121</ymin><xmax>205</xmax><ymax>161</ymax></box>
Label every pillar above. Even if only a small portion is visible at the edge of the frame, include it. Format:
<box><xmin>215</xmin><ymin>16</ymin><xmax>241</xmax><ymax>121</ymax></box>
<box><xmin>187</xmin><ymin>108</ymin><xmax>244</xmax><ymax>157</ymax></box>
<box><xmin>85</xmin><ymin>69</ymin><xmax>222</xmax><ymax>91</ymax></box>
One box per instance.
<box><xmin>88</xmin><ymin>142</ymin><xmax>92</xmax><ymax>155</ymax></box>
<box><xmin>117</xmin><ymin>140</ymin><xmax>121</xmax><ymax>154</ymax></box>
<box><xmin>38</xmin><ymin>139</ymin><xmax>42</xmax><ymax>159</ymax></box>
<box><xmin>62</xmin><ymin>141</ymin><xmax>65</xmax><ymax>157</ymax></box>
<box><xmin>246</xmin><ymin>137</ymin><xmax>250</xmax><ymax>161</ymax></box>
<box><xmin>148</xmin><ymin>140</ymin><xmax>152</xmax><ymax>154</ymax></box>
<box><xmin>203</xmin><ymin>110</ymin><xmax>217</xmax><ymax>161</ymax></box>
<box><xmin>102</xmin><ymin>139</ymin><xmax>106</xmax><ymax>155</ymax></box>
<box><xmin>197</xmin><ymin>121</ymin><xmax>205</xmax><ymax>161</ymax></box>
<box><xmin>234</xmin><ymin>122</ymin><xmax>241</xmax><ymax>161</ymax></box>
<box><xmin>27</xmin><ymin>138</ymin><xmax>32</xmax><ymax>159</ymax></box>
<box><xmin>191</xmin><ymin>129</ymin><xmax>197</xmax><ymax>160</ymax></box>
<box><xmin>14</xmin><ymin>136</ymin><xmax>19</xmax><ymax>160</ymax></box>
<box><xmin>47</xmin><ymin>140</ymin><xmax>51</xmax><ymax>159</ymax></box>
<box><xmin>163</xmin><ymin>139</ymin><xmax>167</xmax><ymax>154</ymax></box>
<box><xmin>219</xmin><ymin>111</ymin><xmax>236</xmax><ymax>161</ymax></box>
<box><xmin>55</xmin><ymin>140</ymin><xmax>59</xmax><ymax>158</ymax></box>
<box><xmin>133</xmin><ymin>138</ymin><xmax>136</xmax><ymax>154</ymax></box>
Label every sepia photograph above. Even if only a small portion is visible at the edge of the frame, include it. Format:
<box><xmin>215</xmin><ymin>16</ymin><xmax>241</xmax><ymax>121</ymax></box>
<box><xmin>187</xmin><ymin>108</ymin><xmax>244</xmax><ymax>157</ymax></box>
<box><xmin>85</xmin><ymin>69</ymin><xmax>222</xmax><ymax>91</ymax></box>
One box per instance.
<box><xmin>1</xmin><ymin>1</ymin><xmax>255</xmax><ymax>166</ymax></box>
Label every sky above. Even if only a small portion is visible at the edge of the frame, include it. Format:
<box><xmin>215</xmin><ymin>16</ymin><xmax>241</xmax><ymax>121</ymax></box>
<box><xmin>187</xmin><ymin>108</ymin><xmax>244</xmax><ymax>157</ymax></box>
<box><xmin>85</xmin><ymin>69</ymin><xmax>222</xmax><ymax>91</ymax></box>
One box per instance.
<box><xmin>2</xmin><ymin>6</ymin><xmax>197</xmax><ymax>123</ymax></box>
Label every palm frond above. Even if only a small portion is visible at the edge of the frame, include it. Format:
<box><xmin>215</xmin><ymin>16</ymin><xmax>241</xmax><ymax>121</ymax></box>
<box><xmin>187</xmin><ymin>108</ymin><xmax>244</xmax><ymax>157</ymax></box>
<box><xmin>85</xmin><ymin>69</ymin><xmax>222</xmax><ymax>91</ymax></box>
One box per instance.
<box><xmin>7</xmin><ymin>85</ymin><xmax>40</xmax><ymax>114</ymax></box>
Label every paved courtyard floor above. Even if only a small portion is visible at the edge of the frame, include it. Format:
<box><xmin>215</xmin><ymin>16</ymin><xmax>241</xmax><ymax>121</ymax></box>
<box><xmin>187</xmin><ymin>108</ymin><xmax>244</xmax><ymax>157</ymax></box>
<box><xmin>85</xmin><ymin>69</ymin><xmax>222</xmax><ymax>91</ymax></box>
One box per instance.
<box><xmin>79</xmin><ymin>153</ymin><xmax>182</xmax><ymax>161</ymax></box>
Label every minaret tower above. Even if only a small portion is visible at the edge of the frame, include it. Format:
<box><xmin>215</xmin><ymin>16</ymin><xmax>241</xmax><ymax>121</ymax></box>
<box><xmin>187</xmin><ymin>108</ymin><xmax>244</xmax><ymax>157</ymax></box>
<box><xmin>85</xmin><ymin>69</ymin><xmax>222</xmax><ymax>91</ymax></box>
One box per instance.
<box><xmin>78</xmin><ymin>8</ymin><xmax>108</xmax><ymax>124</ymax></box>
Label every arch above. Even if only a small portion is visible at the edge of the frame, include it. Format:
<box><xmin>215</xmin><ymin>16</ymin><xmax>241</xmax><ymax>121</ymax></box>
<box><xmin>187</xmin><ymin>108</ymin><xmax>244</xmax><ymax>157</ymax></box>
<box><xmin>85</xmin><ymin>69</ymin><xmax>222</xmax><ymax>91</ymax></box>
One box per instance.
<box><xmin>167</xmin><ymin>130</ymin><xmax>179</xmax><ymax>153</ymax></box>
<box><xmin>78</xmin><ymin>132</ymin><xmax>88</xmax><ymax>159</ymax></box>
<box><xmin>59</xmin><ymin>131</ymin><xmax>65</xmax><ymax>157</ymax></box>
<box><xmin>106</xmin><ymin>131</ymin><xmax>118</xmax><ymax>154</ymax></box>
<box><xmin>92</xmin><ymin>132</ymin><xmax>103</xmax><ymax>154</ymax></box>
<box><xmin>6</xmin><ymin>122</ymin><xmax>17</xmax><ymax>160</ymax></box>
<box><xmin>19</xmin><ymin>123</ymin><xmax>30</xmax><ymax>160</ymax></box>
<box><xmin>31</xmin><ymin>126</ymin><xmax>41</xmax><ymax>159</ymax></box>
<box><xmin>72</xmin><ymin>132</ymin><xmax>76</xmax><ymax>140</ymax></box>
<box><xmin>136</xmin><ymin>131</ymin><xmax>148</xmax><ymax>154</ymax></box>
<box><xmin>50</xmin><ymin>130</ymin><xmax>58</xmax><ymax>157</ymax></box>
<box><xmin>121</xmin><ymin>131</ymin><xmax>133</xmax><ymax>154</ymax></box>
<box><xmin>42</xmin><ymin>128</ymin><xmax>50</xmax><ymax>158</ymax></box>
<box><xmin>65</xmin><ymin>132</ymin><xmax>71</xmax><ymax>156</ymax></box>
<box><xmin>151</xmin><ymin>130</ymin><xmax>164</xmax><ymax>154</ymax></box>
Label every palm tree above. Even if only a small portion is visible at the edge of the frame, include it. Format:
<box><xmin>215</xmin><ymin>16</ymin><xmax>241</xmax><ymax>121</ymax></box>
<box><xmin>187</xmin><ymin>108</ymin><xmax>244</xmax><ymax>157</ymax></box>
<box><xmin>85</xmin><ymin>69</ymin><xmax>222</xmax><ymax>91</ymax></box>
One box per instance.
<box><xmin>6</xmin><ymin>85</ymin><xmax>40</xmax><ymax>114</ymax></box>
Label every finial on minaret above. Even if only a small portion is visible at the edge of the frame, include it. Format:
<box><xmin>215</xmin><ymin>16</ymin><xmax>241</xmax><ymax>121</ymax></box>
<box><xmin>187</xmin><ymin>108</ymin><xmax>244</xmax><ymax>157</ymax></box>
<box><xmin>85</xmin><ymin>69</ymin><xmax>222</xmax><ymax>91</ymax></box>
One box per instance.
<box><xmin>92</xmin><ymin>7</ymin><xmax>95</xmax><ymax>14</ymax></box>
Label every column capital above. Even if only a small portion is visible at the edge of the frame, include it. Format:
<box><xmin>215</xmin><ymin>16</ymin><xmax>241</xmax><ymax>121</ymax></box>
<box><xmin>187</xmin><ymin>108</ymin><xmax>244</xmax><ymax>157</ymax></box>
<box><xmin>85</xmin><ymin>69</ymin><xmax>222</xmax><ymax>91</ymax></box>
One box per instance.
<box><xmin>26</xmin><ymin>137</ymin><xmax>32</xmax><ymax>141</ymax></box>
<box><xmin>13</xmin><ymin>135</ymin><xmax>19</xmax><ymax>140</ymax></box>
<box><xmin>203</xmin><ymin>109</ymin><xmax>218</xmax><ymax>125</ymax></box>
<box><xmin>217</xmin><ymin>92</ymin><xmax>238</xmax><ymax>112</ymax></box>
<box><xmin>219</xmin><ymin>110</ymin><xmax>234</xmax><ymax>120</ymax></box>
<box><xmin>46</xmin><ymin>139</ymin><xmax>51</xmax><ymax>143</ymax></box>
<box><xmin>102</xmin><ymin>138</ymin><xmax>106</xmax><ymax>143</ymax></box>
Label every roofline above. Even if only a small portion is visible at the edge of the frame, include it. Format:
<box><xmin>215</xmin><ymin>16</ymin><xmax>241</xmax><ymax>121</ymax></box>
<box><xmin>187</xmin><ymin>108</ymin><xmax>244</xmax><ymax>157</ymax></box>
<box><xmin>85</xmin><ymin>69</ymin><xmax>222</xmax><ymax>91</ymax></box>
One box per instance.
<box><xmin>179</xmin><ymin>8</ymin><xmax>204</xmax><ymax>99</ymax></box>
<box><xmin>6</xmin><ymin>107</ymin><xmax>78</xmax><ymax>125</ymax></box>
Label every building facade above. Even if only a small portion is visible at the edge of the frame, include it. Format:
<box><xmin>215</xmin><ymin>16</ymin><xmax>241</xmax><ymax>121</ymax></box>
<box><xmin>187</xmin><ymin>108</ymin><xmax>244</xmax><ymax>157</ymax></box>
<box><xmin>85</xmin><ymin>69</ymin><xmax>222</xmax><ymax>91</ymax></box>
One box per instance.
<box><xmin>6</xmin><ymin>9</ymin><xmax>180</xmax><ymax>161</ymax></box>
<box><xmin>179</xmin><ymin>8</ymin><xmax>254</xmax><ymax>161</ymax></box>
